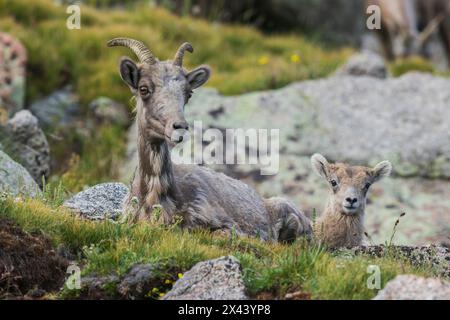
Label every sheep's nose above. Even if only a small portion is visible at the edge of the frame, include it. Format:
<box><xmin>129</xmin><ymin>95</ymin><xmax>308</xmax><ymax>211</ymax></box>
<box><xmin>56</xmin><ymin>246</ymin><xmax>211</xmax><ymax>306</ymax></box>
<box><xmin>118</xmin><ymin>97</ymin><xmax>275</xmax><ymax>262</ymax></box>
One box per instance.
<box><xmin>345</xmin><ymin>197</ymin><xmax>358</xmax><ymax>205</ymax></box>
<box><xmin>173</xmin><ymin>121</ymin><xmax>189</xmax><ymax>131</ymax></box>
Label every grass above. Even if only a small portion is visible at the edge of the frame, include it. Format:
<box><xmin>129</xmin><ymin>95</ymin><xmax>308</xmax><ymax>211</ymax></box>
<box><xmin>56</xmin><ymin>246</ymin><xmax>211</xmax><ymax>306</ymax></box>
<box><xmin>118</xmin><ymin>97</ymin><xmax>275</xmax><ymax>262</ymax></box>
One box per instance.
<box><xmin>0</xmin><ymin>193</ymin><xmax>435</xmax><ymax>300</ymax></box>
<box><xmin>0</xmin><ymin>0</ymin><xmax>352</xmax><ymax>106</ymax></box>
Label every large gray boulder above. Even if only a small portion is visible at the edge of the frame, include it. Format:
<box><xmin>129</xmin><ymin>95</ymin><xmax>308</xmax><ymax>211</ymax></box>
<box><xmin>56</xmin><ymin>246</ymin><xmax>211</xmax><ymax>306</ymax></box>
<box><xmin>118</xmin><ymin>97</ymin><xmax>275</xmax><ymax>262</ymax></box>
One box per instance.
<box><xmin>63</xmin><ymin>182</ymin><xmax>129</xmax><ymax>220</ymax></box>
<box><xmin>0</xmin><ymin>150</ymin><xmax>40</xmax><ymax>197</ymax></box>
<box><xmin>162</xmin><ymin>256</ymin><xmax>248</xmax><ymax>300</ymax></box>
<box><xmin>6</xmin><ymin>110</ymin><xmax>50</xmax><ymax>184</ymax></box>
<box><xmin>374</xmin><ymin>275</ymin><xmax>450</xmax><ymax>300</ymax></box>
<box><xmin>121</xmin><ymin>71</ymin><xmax>450</xmax><ymax>246</ymax></box>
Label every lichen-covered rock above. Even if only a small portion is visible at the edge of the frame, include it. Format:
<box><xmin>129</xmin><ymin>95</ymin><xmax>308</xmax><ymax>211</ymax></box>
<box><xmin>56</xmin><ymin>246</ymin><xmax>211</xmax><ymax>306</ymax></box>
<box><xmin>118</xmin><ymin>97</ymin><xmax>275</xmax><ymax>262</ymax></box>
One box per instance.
<box><xmin>29</xmin><ymin>86</ymin><xmax>79</xmax><ymax>130</ymax></box>
<box><xmin>340</xmin><ymin>245</ymin><xmax>450</xmax><ymax>278</ymax></box>
<box><xmin>89</xmin><ymin>97</ymin><xmax>129</xmax><ymax>127</ymax></box>
<box><xmin>63</xmin><ymin>182</ymin><xmax>129</xmax><ymax>220</ymax></box>
<box><xmin>373</xmin><ymin>275</ymin><xmax>450</xmax><ymax>300</ymax></box>
<box><xmin>0</xmin><ymin>32</ymin><xmax>26</xmax><ymax>119</ymax></box>
<box><xmin>0</xmin><ymin>150</ymin><xmax>40</xmax><ymax>197</ymax></box>
<box><xmin>162</xmin><ymin>256</ymin><xmax>248</xmax><ymax>300</ymax></box>
<box><xmin>6</xmin><ymin>110</ymin><xmax>50</xmax><ymax>185</ymax></box>
<box><xmin>336</xmin><ymin>51</ymin><xmax>387</xmax><ymax>78</ymax></box>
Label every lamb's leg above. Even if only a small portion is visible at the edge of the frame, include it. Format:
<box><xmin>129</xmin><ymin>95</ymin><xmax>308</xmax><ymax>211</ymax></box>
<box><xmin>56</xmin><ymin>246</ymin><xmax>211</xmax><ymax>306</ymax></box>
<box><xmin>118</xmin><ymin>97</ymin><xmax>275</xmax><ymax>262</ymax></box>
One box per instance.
<box><xmin>264</xmin><ymin>197</ymin><xmax>313</xmax><ymax>243</ymax></box>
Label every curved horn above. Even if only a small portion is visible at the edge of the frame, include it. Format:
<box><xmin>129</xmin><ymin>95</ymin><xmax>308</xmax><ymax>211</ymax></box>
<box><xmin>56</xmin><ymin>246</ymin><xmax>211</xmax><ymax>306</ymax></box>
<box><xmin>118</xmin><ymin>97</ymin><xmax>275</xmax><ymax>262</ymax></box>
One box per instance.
<box><xmin>173</xmin><ymin>42</ymin><xmax>193</xmax><ymax>67</ymax></box>
<box><xmin>107</xmin><ymin>38</ymin><xmax>156</xmax><ymax>65</ymax></box>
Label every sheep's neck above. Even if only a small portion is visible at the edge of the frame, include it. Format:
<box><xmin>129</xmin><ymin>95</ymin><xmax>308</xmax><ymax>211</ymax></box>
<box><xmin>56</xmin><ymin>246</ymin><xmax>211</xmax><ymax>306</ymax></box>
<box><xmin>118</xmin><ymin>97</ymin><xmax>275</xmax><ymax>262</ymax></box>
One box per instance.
<box><xmin>317</xmin><ymin>198</ymin><xmax>365</xmax><ymax>247</ymax></box>
<box><xmin>137</xmin><ymin>121</ymin><xmax>176</xmax><ymax>214</ymax></box>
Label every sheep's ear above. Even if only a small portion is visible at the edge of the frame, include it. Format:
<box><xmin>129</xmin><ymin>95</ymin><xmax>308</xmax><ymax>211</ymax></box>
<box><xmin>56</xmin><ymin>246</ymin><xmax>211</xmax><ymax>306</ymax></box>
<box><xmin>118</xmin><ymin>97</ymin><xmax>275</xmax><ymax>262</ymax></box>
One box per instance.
<box><xmin>187</xmin><ymin>65</ymin><xmax>211</xmax><ymax>89</ymax></box>
<box><xmin>371</xmin><ymin>161</ymin><xmax>392</xmax><ymax>182</ymax></box>
<box><xmin>119</xmin><ymin>57</ymin><xmax>140</xmax><ymax>90</ymax></box>
<box><xmin>311</xmin><ymin>153</ymin><xmax>330</xmax><ymax>179</ymax></box>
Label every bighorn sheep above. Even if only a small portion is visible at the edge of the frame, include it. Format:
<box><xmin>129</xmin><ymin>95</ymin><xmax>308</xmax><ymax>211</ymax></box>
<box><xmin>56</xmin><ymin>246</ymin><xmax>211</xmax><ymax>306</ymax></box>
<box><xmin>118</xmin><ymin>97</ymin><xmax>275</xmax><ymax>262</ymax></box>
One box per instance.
<box><xmin>366</xmin><ymin>0</ymin><xmax>450</xmax><ymax>65</ymax></box>
<box><xmin>311</xmin><ymin>154</ymin><xmax>392</xmax><ymax>248</ymax></box>
<box><xmin>108</xmin><ymin>38</ymin><xmax>312</xmax><ymax>242</ymax></box>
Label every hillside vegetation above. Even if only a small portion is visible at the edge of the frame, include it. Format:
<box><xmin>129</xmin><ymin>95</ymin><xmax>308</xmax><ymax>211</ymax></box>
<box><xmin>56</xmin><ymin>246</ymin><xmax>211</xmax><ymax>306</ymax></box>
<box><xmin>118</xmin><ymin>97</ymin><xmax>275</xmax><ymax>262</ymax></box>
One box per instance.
<box><xmin>0</xmin><ymin>0</ymin><xmax>351</xmax><ymax>106</ymax></box>
<box><xmin>0</xmin><ymin>194</ymin><xmax>436</xmax><ymax>300</ymax></box>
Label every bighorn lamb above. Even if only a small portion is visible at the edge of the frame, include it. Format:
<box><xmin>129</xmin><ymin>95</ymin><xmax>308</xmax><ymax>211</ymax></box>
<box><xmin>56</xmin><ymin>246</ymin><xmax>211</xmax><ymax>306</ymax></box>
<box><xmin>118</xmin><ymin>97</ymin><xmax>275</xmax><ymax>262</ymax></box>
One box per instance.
<box><xmin>311</xmin><ymin>154</ymin><xmax>392</xmax><ymax>248</ymax></box>
<box><xmin>108</xmin><ymin>38</ymin><xmax>312</xmax><ymax>242</ymax></box>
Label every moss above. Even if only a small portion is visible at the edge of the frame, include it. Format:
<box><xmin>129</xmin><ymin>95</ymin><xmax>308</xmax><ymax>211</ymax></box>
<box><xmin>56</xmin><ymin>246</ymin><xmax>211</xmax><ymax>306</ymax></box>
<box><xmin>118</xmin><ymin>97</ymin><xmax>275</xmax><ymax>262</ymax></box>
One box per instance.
<box><xmin>389</xmin><ymin>56</ymin><xmax>436</xmax><ymax>77</ymax></box>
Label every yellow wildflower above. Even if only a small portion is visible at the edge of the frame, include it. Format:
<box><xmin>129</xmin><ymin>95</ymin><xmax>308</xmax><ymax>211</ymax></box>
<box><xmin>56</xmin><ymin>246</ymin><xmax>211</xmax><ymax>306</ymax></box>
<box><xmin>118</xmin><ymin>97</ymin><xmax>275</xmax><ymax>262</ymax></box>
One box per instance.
<box><xmin>290</xmin><ymin>54</ymin><xmax>301</xmax><ymax>64</ymax></box>
<box><xmin>164</xmin><ymin>279</ymin><xmax>172</xmax><ymax>284</ymax></box>
<box><xmin>178</xmin><ymin>273</ymin><xmax>183</xmax><ymax>279</ymax></box>
<box><xmin>258</xmin><ymin>56</ymin><xmax>269</xmax><ymax>65</ymax></box>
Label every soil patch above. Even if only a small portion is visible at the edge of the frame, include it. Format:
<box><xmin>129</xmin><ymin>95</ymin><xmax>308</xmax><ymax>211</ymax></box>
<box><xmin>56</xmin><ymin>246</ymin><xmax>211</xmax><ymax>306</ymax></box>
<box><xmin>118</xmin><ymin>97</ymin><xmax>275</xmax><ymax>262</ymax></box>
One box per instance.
<box><xmin>0</xmin><ymin>217</ymin><xmax>69</xmax><ymax>298</ymax></box>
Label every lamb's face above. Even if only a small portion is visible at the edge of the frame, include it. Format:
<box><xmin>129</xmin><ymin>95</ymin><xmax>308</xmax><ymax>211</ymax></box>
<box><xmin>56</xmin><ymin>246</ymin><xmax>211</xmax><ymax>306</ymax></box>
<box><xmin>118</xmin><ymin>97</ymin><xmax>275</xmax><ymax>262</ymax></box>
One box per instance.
<box><xmin>311</xmin><ymin>154</ymin><xmax>392</xmax><ymax>216</ymax></box>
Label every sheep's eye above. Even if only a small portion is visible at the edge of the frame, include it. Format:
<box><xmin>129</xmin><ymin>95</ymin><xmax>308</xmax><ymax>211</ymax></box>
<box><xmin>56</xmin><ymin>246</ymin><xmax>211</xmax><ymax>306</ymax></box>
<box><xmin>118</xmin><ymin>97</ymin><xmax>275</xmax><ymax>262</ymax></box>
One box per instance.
<box><xmin>330</xmin><ymin>180</ymin><xmax>338</xmax><ymax>187</ymax></box>
<box><xmin>139</xmin><ymin>86</ymin><xmax>150</xmax><ymax>97</ymax></box>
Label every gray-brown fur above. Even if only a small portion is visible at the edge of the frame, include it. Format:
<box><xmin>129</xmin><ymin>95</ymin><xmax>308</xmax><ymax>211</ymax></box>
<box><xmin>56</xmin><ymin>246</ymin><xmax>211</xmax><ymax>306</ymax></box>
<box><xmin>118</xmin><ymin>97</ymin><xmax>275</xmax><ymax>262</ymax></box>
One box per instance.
<box><xmin>311</xmin><ymin>153</ymin><xmax>392</xmax><ymax>248</ymax></box>
<box><xmin>366</xmin><ymin>0</ymin><xmax>450</xmax><ymax>64</ymax></box>
<box><xmin>108</xmin><ymin>38</ymin><xmax>312</xmax><ymax>242</ymax></box>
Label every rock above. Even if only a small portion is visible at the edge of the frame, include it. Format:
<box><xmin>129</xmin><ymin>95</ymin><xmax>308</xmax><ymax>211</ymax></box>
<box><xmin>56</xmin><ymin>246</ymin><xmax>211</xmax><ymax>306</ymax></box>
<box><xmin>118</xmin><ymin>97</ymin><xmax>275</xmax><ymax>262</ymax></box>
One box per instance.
<box><xmin>77</xmin><ymin>263</ymin><xmax>164</xmax><ymax>300</ymax></box>
<box><xmin>162</xmin><ymin>256</ymin><xmax>248</xmax><ymax>300</ymax></box>
<box><xmin>117</xmin><ymin>264</ymin><xmax>160</xmax><ymax>299</ymax></box>
<box><xmin>0</xmin><ymin>32</ymin><xmax>26</xmax><ymax>119</ymax></box>
<box><xmin>89</xmin><ymin>97</ymin><xmax>129</xmax><ymax>127</ymax></box>
<box><xmin>373</xmin><ymin>275</ymin><xmax>450</xmax><ymax>300</ymax></box>
<box><xmin>29</xmin><ymin>86</ymin><xmax>80</xmax><ymax>131</ymax></box>
<box><xmin>336</xmin><ymin>51</ymin><xmax>387</xmax><ymax>78</ymax></box>
<box><xmin>121</xmin><ymin>73</ymin><xmax>450</xmax><ymax>246</ymax></box>
<box><xmin>6</xmin><ymin>110</ymin><xmax>50</xmax><ymax>185</ymax></box>
<box><xmin>78</xmin><ymin>275</ymin><xmax>120</xmax><ymax>299</ymax></box>
<box><xmin>0</xmin><ymin>150</ymin><xmax>40</xmax><ymax>197</ymax></box>
<box><xmin>63</xmin><ymin>182</ymin><xmax>129</xmax><ymax>220</ymax></box>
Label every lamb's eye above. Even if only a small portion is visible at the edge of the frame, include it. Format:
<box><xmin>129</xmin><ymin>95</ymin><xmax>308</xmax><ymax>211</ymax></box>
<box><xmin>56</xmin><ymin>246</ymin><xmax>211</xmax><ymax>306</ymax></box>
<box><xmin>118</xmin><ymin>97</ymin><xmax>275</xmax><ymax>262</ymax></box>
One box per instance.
<box><xmin>330</xmin><ymin>180</ymin><xmax>338</xmax><ymax>187</ymax></box>
<box><xmin>139</xmin><ymin>86</ymin><xmax>150</xmax><ymax>97</ymax></box>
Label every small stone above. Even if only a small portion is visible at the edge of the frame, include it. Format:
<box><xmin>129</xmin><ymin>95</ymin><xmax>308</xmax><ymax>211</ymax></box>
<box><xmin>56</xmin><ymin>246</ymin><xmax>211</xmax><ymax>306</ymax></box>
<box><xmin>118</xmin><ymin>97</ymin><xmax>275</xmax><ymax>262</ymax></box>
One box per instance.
<box><xmin>63</xmin><ymin>182</ymin><xmax>129</xmax><ymax>220</ymax></box>
<box><xmin>336</xmin><ymin>51</ymin><xmax>387</xmax><ymax>78</ymax></box>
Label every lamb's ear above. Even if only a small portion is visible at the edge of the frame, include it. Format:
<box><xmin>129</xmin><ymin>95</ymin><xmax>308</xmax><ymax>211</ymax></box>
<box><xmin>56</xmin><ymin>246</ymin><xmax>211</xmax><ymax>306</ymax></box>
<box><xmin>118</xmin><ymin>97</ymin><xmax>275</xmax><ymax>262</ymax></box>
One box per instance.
<box><xmin>119</xmin><ymin>57</ymin><xmax>140</xmax><ymax>91</ymax></box>
<box><xmin>371</xmin><ymin>160</ymin><xmax>392</xmax><ymax>182</ymax></box>
<box><xmin>311</xmin><ymin>153</ymin><xmax>330</xmax><ymax>179</ymax></box>
<box><xmin>187</xmin><ymin>65</ymin><xmax>211</xmax><ymax>89</ymax></box>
